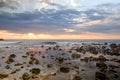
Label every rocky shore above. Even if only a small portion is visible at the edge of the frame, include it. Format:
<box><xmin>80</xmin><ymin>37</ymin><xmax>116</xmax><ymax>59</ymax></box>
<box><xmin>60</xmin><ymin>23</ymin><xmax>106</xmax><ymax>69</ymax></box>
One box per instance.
<box><xmin>0</xmin><ymin>41</ymin><xmax>120</xmax><ymax>80</ymax></box>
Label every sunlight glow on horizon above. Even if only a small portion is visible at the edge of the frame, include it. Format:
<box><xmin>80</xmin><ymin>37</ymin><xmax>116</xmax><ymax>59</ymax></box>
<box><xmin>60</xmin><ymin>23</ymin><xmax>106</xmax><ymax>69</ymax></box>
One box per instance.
<box><xmin>0</xmin><ymin>30</ymin><xmax>120</xmax><ymax>40</ymax></box>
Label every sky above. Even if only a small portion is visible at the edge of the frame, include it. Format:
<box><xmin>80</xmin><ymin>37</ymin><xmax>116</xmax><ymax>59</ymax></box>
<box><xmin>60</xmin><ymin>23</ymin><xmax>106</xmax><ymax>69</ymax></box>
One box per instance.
<box><xmin>0</xmin><ymin>0</ymin><xmax>120</xmax><ymax>39</ymax></box>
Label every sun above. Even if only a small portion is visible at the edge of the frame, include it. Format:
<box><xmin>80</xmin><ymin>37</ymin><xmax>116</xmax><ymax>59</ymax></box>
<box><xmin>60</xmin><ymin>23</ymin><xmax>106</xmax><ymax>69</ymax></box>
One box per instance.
<box><xmin>28</xmin><ymin>33</ymin><xmax>36</xmax><ymax>39</ymax></box>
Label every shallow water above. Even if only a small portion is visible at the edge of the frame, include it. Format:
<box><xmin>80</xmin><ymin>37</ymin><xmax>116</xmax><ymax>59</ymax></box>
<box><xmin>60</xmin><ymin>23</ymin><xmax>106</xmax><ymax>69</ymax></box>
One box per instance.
<box><xmin>0</xmin><ymin>40</ymin><xmax>120</xmax><ymax>80</ymax></box>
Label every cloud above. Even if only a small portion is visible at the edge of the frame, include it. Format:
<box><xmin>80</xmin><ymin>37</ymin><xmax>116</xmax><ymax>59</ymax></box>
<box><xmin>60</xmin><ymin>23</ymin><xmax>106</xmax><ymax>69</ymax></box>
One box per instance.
<box><xmin>0</xmin><ymin>2</ymin><xmax>120</xmax><ymax>36</ymax></box>
<box><xmin>75</xmin><ymin>14</ymin><xmax>120</xmax><ymax>35</ymax></box>
<box><xmin>0</xmin><ymin>0</ymin><xmax>20</xmax><ymax>10</ymax></box>
<box><xmin>64</xmin><ymin>28</ymin><xmax>76</xmax><ymax>32</ymax></box>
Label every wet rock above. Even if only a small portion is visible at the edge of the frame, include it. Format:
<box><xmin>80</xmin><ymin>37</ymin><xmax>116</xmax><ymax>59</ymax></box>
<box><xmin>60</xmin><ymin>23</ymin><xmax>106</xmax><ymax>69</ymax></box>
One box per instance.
<box><xmin>5</xmin><ymin>65</ymin><xmax>10</xmax><ymax>69</ymax></box>
<box><xmin>80</xmin><ymin>57</ymin><xmax>89</xmax><ymax>63</ymax></box>
<box><xmin>1</xmin><ymin>56</ymin><xmax>5</xmax><ymax>58</ymax></box>
<box><xmin>110</xmin><ymin>43</ymin><xmax>118</xmax><ymax>49</ymax></box>
<box><xmin>98</xmin><ymin>55</ymin><xmax>108</xmax><ymax>62</ymax></box>
<box><xmin>96</xmin><ymin>62</ymin><xmax>108</xmax><ymax>70</ymax></box>
<box><xmin>109</xmin><ymin>65</ymin><xmax>119</xmax><ymax>69</ymax></box>
<box><xmin>5</xmin><ymin>58</ymin><xmax>15</xmax><ymax>64</ymax></box>
<box><xmin>22</xmin><ymin>55</ymin><xmax>27</xmax><ymax>58</ymax></box>
<box><xmin>14</xmin><ymin>63</ymin><xmax>23</xmax><ymax>66</ymax></box>
<box><xmin>108</xmin><ymin>69</ymin><xmax>117</xmax><ymax>73</ymax></box>
<box><xmin>76</xmin><ymin>46</ymin><xmax>84</xmax><ymax>52</ymax></box>
<box><xmin>110</xmin><ymin>43</ymin><xmax>120</xmax><ymax>56</ymax></box>
<box><xmin>89</xmin><ymin>47</ymin><xmax>98</xmax><ymax>54</ymax></box>
<box><xmin>35</xmin><ymin>59</ymin><xmax>40</xmax><ymax>65</ymax></box>
<box><xmin>60</xmin><ymin>67</ymin><xmax>70</xmax><ymax>73</ymax></box>
<box><xmin>47</xmin><ymin>64</ymin><xmax>53</xmax><ymax>68</ymax></box>
<box><xmin>10</xmin><ymin>69</ymin><xmax>20</xmax><ymax>74</ymax></box>
<box><xmin>74</xmin><ymin>65</ymin><xmax>79</xmax><ymax>69</ymax></box>
<box><xmin>22</xmin><ymin>72</ymin><xmax>30</xmax><ymax>80</ymax></box>
<box><xmin>29</xmin><ymin>60</ymin><xmax>34</xmax><ymax>65</ymax></box>
<box><xmin>72</xmin><ymin>76</ymin><xmax>82</xmax><ymax>80</ymax></box>
<box><xmin>42</xmin><ymin>42</ymin><xmax>56</xmax><ymax>44</ymax></box>
<box><xmin>0</xmin><ymin>73</ymin><xmax>8</xmax><ymax>79</ymax></box>
<box><xmin>95</xmin><ymin>72</ymin><xmax>108</xmax><ymax>80</ymax></box>
<box><xmin>30</xmin><ymin>68</ymin><xmax>41</xmax><ymax>75</ymax></box>
<box><xmin>114</xmin><ymin>73</ymin><xmax>119</xmax><ymax>78</ymax></box>
<box><xmin>32</xmin><ymin>74</ymin><xmax>38</xmax><ymax>79</ymax></box>
<box><xmin>57</xmin><ymin>57</ymin><xmax>64</xmax><ymax>64</ymax></box>
<box><xmin>9</xmin><ymin>54</ymin><xmax>16</xmax><ymax>58</ymax></box>
<box><xmin>72</xmin><ymin>53</ymin><xmax>81</xmax><ymax>59</ymax></box>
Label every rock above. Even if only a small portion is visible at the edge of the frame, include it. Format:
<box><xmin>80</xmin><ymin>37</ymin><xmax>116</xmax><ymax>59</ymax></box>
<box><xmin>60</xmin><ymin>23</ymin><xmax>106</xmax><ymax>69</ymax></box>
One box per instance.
<box><xmin>110</xmin><ymin>43</ymin><xmax>118</xmax><ymax>49</ymax></box>
<box><xmin>14</xmin><ymin>63</ymin><xmax>23</xmax><ymax>66</ymax></box>
<box><xmin>57</xmin><ymin>57</ymin><xmax>64</xmax><ymax>64</ymax></box>
<box><xmin>60</xmin><ymin>67</ymin><xmax>70</xmax><ymax>73</ymax></box>
<box><xmin>22</xmin><ymin>55</ymin><xmax>27</xmax><ymax>58</ymax></box>
<box><xmin>109</xmin><ymin>65</ymin><xmax>119</xmax><ymax>69</ymax></box>
<box><xmin>98</xmin><ymin>55</ymin><xmax>108</xmax><ymax>62</ymax></box>
<box><xmin>74</xmin><ymin>65</ymin><xmax>79</xmax><ymax>69</ymax></box>
<box><xmin>72</xmin><ymin>53</ymin><xmax>81</xmax><ymax>59</ymax></box>
<box><xmin>10</xmin><ymin>69</ymin><xmax>20</xmax><ymax>74</ymax></box>
<box><xmin>5</xmin><ymin>65</ymin><xmax>10</xmax><ymax>69</ymax></box>
<box><xmin>95</xmin><ymin>72</ymin><xmax>107</xmax><ymax>80</ymax></box>
<box><xmin>29</xmin><ymin>60</ymin><xmax>34</xmax><ymax>65</ymax></box>
<box><xmin>114</xmin><ymin>73</ymin><xmax>119</xmax><ymax>78</ymax></box>
<box><xmin>96</xmin><ymin>62</ymin><xmax>108</xmax><ymax>70</ymax></box>
<box><xmin>0</xmin><ymin>73</ymin><xmax>8</xmax><ymax>79</ymax></box>
<box><xmin>89</xmin><ymin>47</ymin><xmax>98</xmax><ymax>54</ymax></box>
<box><xmin>5</xmin><ymin>58</ymin><xmax>14</xmax><ymax>64</ymax></box>
<box><xmin>30</xmin><ymin>68</ymin><xmax>41</xmax><ymax>75</ymax></box>
<box><xmin>108</xmin><ymin>69</ymin><xmax>117</xmax><ymax>73</ymax></box>
<box><xmin>80</xmin><ymin>57</ymin><xmax>89</xmax><ymax>63</ymax></box>
<box><xmin>32</xmin><ymin>74</ymin><xmax>38</xmax><ymax>79</ymax></box>
<box><xmin>47</xmin><ymin>64</ymin><xmax>53</xmax><ymax>68</ymax></box>
<box><xmin>9</xmin><ymin>54</ymin><xmax>16</xmax><ymax>58</ymax></box>
<box><xmin>22</xmin><ymin>72</ymin><xmax>30</xmax><ymax>80</ymax></box>
<box><xmin>72</xmin><ymin>76</ymin><xmax>82</xmax><ymax>80</ymax></box>
<box><xmin>42</xmin><ymin>42</ymin><xmax>56</xmax><ymax>44</ymax></box>
<box><xmin>35</xmin><ymin>59</ymin><xmax>40</xmax><ymax>65</ymax></box>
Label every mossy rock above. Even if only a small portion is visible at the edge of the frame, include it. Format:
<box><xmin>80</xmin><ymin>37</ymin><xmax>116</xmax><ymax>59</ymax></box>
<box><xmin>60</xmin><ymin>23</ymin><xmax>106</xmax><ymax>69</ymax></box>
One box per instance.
<box><xmin>73</xmin><ymin>76</ymin><xmax>82</xmax><ymax>80</ymax></box>
<box><xmin>22</xmin><ymin>72</ymin><xmax>30</xmax><ymax>80</ymax></box>
<box><xmin>57</xmin><ymin>57</ymin><xmax>64</xmax><ymax>64</ymax></box>
<box><xmin>35</xmin><ymin>59</ymin><xmax>40</xmax><ymax>65</ymax></box>
<box><xmin>72</xmin><ymin>53</ymin><xmax>81</xmax><ymax>59</ymax></box>
<box><xmin>98</xmin><ymin>55</ymin><xmax>108</xmax><ymax>62</ymax></box>
<box><xmin>95</xmin><ymin>72</ymin><xmax>108</xmax><ymax>80</ymax></box>
<box><xmin>47</xmin><ymin>64</ymin><xmax>53</xmax><ymax>68</ymax></box>
<box><xmin>5</xmin><ymin>65</ymin><xmax>10</xmax><ymax>69</ymax></box>
<box><xmin>9</xmin><ymin>54</ymin><xmax>16</xmax><ymax>58</ymax></box>
<box><xmin>32</xmin><ymin>74</ymin><xmax>38</xmax><ymax>79</ymax></box>
<box><xmin>96</xmin><ymin>62</ymin><xmax>108</xmax><ymax>70</ymax></box>
<box><xmin>30</xmin><ymin>68</ymin><xmax>41</xmax><ymax>75</ymax></box>
<box><xmin>0</xmin><ymin>73</ymin><xmax>8</xmax><ymax>79</ymax></box>
<box><xmin>60</xmin><ymin>67</ymin><xmax>70</xmax><ymax>73</ymax></box>
<box><xmin>5</xmin><ymin>58</ymin><xmax>15</xmax><ymax>64</ymax></box>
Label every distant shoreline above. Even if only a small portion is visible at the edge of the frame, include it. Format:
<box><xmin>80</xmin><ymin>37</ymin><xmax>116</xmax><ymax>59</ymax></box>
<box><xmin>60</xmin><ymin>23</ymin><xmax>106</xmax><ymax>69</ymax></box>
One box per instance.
<box><xmin>0</xmin><ymin>39</ymin><xmax>4</xmax><ymax>41</ymax></box>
